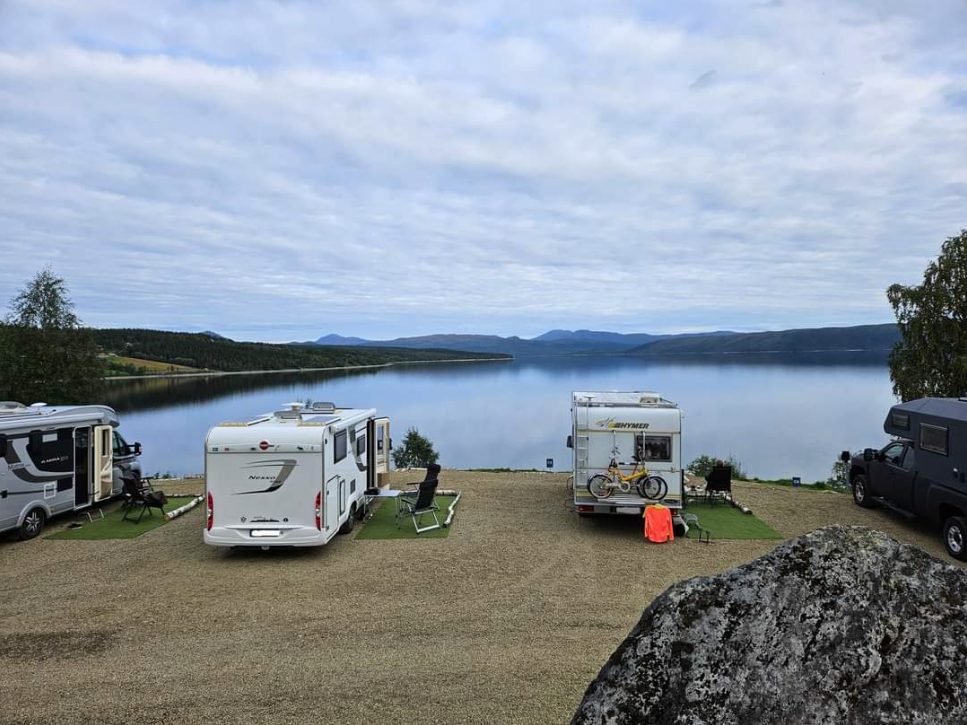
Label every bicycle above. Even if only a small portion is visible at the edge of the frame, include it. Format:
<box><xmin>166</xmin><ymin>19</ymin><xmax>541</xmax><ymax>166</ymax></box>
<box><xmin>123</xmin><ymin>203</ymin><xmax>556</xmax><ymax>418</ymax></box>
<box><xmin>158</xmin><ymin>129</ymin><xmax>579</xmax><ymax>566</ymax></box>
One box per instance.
<box><xmin>587</xmin><ymin>458</ymin><xmax>668</xmax><ymax>500</ymax></box>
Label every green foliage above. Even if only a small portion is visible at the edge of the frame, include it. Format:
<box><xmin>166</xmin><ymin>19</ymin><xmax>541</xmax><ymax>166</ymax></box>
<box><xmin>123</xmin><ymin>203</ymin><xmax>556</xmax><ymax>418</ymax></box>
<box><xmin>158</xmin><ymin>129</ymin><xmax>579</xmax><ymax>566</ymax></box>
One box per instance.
<box><xmin>687</xmin><ymin>454</ymin><xmax>747</xmax><ymax>479</ymax></box>
<box><xmin>826</xmin><ymin>458</ymin><xmax>850</xmax><ymax>489</ymax></box>
<box><xmin>391</xmin><ymin>427</ymin><xmax>439</xmax><ymax>469</ymax></box>
<box><xmin>888</xmin><ymin>230</ymin><xmax>967</xmax><ymax>401</ymax></box>
<box><xmin>0</xmin><ymin>269</ymin><xmax>103</xmax><ymax>404</ymax></box>
<box><xmin>90</xmin><ymin>328</ymin><xmax>509</xmax><ymax>374</ymax></box>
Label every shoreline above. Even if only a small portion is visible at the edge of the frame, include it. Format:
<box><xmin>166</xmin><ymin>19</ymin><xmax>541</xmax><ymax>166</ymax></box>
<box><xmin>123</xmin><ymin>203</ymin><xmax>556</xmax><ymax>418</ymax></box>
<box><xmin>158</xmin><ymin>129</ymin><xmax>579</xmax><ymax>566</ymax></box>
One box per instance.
<box><xmin>104</xmin><ymin>355</ymin><xmax>513</xmax><ymax>381</ymax></box>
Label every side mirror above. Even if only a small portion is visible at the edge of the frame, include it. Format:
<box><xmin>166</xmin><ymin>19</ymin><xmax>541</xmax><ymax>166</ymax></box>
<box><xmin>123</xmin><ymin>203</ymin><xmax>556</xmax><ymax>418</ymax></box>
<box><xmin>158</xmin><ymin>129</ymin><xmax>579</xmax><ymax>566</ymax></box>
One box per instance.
<box><xmin>566</xmin><ymin>435</ymin><xmax>573</xmax><ymax>449</ymax></box>
<box><xmin>863</xmin><ymin>448</ymin><xmax>874</xmax><ymax>462</ymax></box>
<box><xmin>840</xmin><ymin>450</ymin><xmax>851</xmax><ymax>463</ymax></box>
<box><xmin>134</xmin><ymin>442</ymin><xmax>142</xmax><ymax>456</ymax></box>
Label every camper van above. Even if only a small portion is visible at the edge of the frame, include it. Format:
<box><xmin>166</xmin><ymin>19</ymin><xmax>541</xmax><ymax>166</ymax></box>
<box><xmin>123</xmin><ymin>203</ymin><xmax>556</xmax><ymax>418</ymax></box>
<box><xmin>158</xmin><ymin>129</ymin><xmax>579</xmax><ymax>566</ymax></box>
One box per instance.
<box><xmin>204</xmin><ymin>402</ymin><xmax>390</xmax><ymax>548</ymax></box>
<box><xmin>845</xmin><ymin>396</ymin><xmax>967</xmax><ymax>560</ymax></box>
<box><xmin>0</xmin><ymin>402</ymin><xmax>142</xmax><ymax>540</ymax></box>
<box><xmin>568</xmin><ymin>391</ymin><xmax>683</xmax><ymax>516</ymax></box>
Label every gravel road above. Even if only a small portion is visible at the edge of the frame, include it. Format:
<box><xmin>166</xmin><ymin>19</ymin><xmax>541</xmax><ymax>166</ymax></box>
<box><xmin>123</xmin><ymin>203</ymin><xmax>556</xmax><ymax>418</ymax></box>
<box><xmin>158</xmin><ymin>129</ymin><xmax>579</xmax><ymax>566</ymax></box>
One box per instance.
<box><xmin>0</xmin><ymin>471</ymin><xmax>958</xmax><ymax>725</ymax></box>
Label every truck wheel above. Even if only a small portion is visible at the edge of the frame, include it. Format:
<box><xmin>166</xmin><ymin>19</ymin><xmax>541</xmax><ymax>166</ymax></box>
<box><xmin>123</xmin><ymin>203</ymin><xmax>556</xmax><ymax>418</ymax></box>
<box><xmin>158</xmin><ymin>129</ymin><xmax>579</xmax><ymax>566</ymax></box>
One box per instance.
<box><xmin>851</xmin><ymin>474</ymin><xmax>875</xmax><ymax>509</ymax></box>
<box><xmin>338</xmin><ymin>505</ymin><xmax>356</xmax><ymax>534</ymax></box>
<box><xmin>943</xmin><ymin>517</ymin><xmax>967</xmax><ymax>561</ymax></box>
<box><xmin>19</xmin><ymin>508</ymin><xmax>46</xmax><ymax>540</ymax></box>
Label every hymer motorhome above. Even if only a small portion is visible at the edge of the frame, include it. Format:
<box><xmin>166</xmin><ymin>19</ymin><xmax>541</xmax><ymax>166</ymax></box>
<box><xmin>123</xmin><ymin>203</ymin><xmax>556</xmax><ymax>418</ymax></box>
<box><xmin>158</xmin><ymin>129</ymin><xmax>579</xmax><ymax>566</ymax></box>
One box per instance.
<box><xmin>204</xmin><ymin>402</ymin><xmax>390</xmax><ymax>548</ymax></box>
<box><xmin>568</xmin><ymin>391</ymin><xmax>683</xmax><ymax>516</ymax></box>
<box><xmin>0</xmin><ymin>402</ymin><xmax>142</xmax><ymax>540</ymax></box>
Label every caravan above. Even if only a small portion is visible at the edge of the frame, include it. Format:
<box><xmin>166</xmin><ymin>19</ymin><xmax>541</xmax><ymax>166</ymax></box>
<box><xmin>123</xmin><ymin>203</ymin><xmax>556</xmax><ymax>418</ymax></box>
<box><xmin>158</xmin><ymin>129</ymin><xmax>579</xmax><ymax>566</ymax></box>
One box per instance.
<box><xmin>204</xmin><ymin>402</ymin><xmax>390</xmax><ymax>548</ymax></box>
<box><xmin>568</xmin><ymin>391</ymin><xmax>683</xmax><ymax>516</ymax></box>
<box><xmin>0</xmin><ymin>402</ymin><xmax>142</xmax><ymax>540</ymax></box>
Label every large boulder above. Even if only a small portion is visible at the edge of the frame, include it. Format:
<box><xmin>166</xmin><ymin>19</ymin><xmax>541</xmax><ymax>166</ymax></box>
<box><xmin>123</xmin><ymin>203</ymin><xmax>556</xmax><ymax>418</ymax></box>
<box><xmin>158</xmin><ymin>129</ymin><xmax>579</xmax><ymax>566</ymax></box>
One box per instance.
<box><xmin>571</xmin><ymin>526</ymin><xmax>967</xmax><ymax>725</ymax></box>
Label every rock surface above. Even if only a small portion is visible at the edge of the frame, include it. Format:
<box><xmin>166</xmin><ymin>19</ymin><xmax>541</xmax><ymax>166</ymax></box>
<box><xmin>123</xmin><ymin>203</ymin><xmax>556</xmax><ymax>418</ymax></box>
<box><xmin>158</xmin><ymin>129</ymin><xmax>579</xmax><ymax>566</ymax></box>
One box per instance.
<box><xmin>571</xmin><ymin>526</ymin><xmax>967</xmax><ymax>725</ymax></box>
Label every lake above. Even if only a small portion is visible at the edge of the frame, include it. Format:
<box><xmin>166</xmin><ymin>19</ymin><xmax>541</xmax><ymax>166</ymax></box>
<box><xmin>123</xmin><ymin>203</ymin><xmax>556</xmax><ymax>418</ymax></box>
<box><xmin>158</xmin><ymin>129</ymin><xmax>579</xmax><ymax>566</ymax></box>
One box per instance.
<box><xmin>104</xmin><ymin>353</ymin><xmax>897</xmax><ymax>483</ymax></box>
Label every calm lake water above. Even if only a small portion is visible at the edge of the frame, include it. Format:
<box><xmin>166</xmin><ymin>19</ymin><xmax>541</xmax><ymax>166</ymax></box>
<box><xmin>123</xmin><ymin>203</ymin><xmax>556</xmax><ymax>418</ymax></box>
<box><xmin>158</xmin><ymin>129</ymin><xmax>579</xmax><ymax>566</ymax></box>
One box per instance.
<box><xmin>104</xmin><ymin>354</ymin><xmax>896</xmax><ymax>482</ymax></box>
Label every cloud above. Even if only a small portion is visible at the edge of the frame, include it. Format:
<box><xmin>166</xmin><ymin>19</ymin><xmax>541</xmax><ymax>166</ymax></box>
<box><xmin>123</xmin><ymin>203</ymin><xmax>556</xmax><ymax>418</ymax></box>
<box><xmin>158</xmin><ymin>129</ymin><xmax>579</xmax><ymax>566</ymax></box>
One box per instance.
<box><xmin>0</xmin><ymin>0</ymin><xmax>966</xmax><ymax>340</ymax></box>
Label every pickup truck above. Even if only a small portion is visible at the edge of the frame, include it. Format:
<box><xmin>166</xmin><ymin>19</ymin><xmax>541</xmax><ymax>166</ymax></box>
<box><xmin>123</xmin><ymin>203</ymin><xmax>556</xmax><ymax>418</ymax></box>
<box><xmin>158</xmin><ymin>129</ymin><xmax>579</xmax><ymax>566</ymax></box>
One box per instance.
<box><xmin>844</xmin><ymin>397</ymin><xmax>967</xmax><ymax>561</ymax></box>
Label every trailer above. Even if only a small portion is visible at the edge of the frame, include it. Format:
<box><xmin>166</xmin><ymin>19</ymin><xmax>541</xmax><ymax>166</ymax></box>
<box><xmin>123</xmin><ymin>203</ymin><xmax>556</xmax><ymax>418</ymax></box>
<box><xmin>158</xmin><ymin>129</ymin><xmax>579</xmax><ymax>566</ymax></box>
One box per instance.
<box><xmin>204</xmin><ymin>402</ymin><xmax>390</xmax><ymax>548</ymax></box>
<box><xmin>0</xmin><ymin>401</ymin><xmax>142</xmax><ymax>540</ymax></box>
<box><xmin>568</xmin><ymin>391</ymin><xmax>683</xmax><ymax>516</ymax></box>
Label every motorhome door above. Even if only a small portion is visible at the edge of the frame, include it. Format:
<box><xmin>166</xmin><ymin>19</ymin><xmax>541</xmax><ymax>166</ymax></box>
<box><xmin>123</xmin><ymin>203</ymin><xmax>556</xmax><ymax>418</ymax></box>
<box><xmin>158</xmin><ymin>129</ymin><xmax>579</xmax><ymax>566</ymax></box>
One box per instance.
<box><xmin>74</xmin><ymin>427</ymin><xmax>91</xmax><ymax>507</ymax></box>
<box><xmin>374</xmin><ymin>418</ymin><xmax>390</xmax><ymax>487</ymax></box>
<box><xmin>92</xmin><ymin>425</ymin><xmax>114</xmax><ymax>501</ymax></box>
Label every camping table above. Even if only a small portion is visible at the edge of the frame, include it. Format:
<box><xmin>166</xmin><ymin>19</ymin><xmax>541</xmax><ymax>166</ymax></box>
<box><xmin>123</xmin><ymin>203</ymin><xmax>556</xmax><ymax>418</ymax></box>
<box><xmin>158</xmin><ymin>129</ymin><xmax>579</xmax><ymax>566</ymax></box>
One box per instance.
<box><xmin>363</xmin><ymin>488</ymin><xmax>405</xmax><ymax>522</ymax></box>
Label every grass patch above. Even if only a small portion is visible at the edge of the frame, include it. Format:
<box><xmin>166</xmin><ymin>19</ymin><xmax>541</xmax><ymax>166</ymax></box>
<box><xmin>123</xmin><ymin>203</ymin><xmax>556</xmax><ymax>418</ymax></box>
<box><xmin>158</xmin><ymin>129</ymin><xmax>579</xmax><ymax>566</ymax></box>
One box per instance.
<box><xmin>46</xmin><ymin>496</ymin><xmax>200</xmax><ymax>541</ymax></box>
<box><xmin>682</xmin><ymin>501</ymin><xmax>782</xmax><ymax>540</ymax></box>
<box><xmin>356</xmin><ymin>495</ymin><xmax>457</xmax><ymax>540</ymax></box>
<box><xmin>743</xmin><ymin>477</ymin><xmax>848</xmax><ymax>493</ymax></box>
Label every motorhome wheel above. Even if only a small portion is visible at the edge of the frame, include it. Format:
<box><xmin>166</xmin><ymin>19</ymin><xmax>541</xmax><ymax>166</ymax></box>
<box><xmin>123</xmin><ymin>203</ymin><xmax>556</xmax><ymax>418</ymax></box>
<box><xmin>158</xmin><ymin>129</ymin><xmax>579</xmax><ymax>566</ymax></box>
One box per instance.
<box><xmin>851</xmin><ymin>474</ymin><xmax>875</xmax><ymax>509</ymax></box>
<box><xmin>943</xmin><ymin>517</ymin><xmax>967</xmax><ymax>561</ymax></box>
<box><xmin>338</xmin><ymin>505</ymin><xmax>356</xmax><ymax>534</ymax></box>
<box><xmin>19</xmin><ymin>508</ymin><xmax>45</xmax><ymax>540</ymax></box>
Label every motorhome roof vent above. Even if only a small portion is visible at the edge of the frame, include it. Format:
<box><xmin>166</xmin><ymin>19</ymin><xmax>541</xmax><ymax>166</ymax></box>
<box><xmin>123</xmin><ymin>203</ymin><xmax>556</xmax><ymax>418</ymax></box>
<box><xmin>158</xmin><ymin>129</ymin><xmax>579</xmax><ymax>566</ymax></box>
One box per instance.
<box><xmin>0</xmin><ymin>401</ymin><xmax>28</xmax><ymax>415</ymax></box>
<box><xmin>309</xmin><ymin>401</ymin><xmax>336</xmax><ymax>413</ymax></box>
<box><xmin>960</xmin><ymin>397</ymin><xmax>967</xmax><ymax>403</ymax></box>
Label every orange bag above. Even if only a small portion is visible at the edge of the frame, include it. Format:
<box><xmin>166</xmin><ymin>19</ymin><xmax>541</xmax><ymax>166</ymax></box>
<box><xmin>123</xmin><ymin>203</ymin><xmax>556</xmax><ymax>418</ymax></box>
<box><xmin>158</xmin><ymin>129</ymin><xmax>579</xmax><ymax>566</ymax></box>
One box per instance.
<box><xmin>644</xmin><ymin>504</ymin><xmax>674</xmax><ymax>543</ymax></box>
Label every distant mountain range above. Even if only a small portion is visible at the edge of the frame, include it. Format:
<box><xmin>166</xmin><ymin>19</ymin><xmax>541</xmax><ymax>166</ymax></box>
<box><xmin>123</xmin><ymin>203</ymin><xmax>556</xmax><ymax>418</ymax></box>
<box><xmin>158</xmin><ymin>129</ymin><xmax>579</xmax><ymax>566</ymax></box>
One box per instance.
<box><xmin>295</xmin><ymin>324</ymin><xmax>900</xmax><ymax>357</ymax></box>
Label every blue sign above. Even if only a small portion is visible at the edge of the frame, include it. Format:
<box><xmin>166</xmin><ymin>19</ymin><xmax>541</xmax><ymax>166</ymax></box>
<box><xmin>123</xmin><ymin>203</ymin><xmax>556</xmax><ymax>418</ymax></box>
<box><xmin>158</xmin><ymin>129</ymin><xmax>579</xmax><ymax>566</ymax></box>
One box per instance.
<box><xmin>792</xmin><ymin>476</ymin><xmax>801</xmax><ymax>487</ymax></box>
<box><xmin>546</xmin><ymin>458</ymin><xmax>554</xmax><ymax>469</ymax></box>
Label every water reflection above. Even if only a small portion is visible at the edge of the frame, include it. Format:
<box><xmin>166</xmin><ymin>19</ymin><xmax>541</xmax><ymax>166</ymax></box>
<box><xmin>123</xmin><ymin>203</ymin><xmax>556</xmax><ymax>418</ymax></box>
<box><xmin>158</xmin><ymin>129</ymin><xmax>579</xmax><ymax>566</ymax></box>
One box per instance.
<box><xmin>107</xmin><ymin>352</ymin><xmax>894</xmax><ymax>482</ymax></box>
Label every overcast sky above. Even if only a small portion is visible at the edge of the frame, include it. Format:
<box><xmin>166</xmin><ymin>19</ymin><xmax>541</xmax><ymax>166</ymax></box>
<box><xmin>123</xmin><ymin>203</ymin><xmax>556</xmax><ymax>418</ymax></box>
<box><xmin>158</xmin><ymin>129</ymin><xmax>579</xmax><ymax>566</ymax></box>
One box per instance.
<box><xmin>1</xmin><ymin>1</ymin><xmax>965</xmax><ymax>342</ymax></box>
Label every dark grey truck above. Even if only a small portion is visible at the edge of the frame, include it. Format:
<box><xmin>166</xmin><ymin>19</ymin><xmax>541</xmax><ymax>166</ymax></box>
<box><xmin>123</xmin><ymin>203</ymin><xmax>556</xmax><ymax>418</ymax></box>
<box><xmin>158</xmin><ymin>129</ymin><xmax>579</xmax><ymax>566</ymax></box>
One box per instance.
<box><xmin>844</xmin><ymin>397</ymin><xmax>967</xmax><ymax>560</ymax></box>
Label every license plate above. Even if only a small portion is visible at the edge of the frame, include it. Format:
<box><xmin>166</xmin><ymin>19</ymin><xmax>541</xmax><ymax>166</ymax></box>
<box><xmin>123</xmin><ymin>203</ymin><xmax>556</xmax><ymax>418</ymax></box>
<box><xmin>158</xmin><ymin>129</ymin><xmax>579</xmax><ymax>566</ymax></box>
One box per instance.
<box><xmin>616</xmin><ymin>506</ymin><xmax>641</xmax><ymax>515</ymax></box>
<box><xmin>250</xmin><ymin>529</ymin><xmax>282</xmax><ymax>538</ymax></box>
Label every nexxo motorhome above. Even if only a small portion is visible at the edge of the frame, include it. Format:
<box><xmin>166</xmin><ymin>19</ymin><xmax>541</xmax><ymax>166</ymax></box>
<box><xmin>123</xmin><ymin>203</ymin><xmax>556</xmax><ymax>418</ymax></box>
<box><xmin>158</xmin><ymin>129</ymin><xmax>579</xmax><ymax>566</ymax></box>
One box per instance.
<box><xmin>568</xmin><ymin>392</ymin><xmax>683</xmax><ymax>515</ymax></box>
<box><xmin>0</xmin><ymin>402</ymin><xmax>142</xmax><ymax>540</ymax></box>
<box><xmin>204</xmin><ymin>402</ymin><xmax>390</xmax><ymax>548</ymax></box>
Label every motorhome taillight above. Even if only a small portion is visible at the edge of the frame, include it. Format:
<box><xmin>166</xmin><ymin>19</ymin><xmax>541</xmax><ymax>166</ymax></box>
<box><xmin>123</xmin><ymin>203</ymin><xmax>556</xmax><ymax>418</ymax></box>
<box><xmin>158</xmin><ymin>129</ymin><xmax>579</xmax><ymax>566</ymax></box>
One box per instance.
<box><xmin>206</xmin><ymin>492</ymin><xmax>214</xmax><ymax>532</ymax></box>
<box><xmin>315</xmin><ymin>492</ymin><xmax>322</xmax><ymax>530</ymax></box>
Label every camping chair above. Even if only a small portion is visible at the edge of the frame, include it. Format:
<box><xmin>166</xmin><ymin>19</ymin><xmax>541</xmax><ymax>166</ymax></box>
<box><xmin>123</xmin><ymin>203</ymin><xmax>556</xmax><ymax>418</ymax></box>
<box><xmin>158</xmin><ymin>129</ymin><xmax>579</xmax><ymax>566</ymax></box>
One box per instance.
<box><xmin>402</xmin><ymin>464</ymin><xmax>442</xmax><ymax>493</ymax></box>
<box><xmin>704</xmin><ymin>465</ymin><xmax>733</xmax><ymax>506</ymax></box>
<box><xmin>397</xmin><ymin>475</ymin><xmax>441</xmax><ymax>534</ymax></box>
<box><xmin>122</xmin><ymin>477</ymin><xmax>168</xmax><ymax>523</ymax></box>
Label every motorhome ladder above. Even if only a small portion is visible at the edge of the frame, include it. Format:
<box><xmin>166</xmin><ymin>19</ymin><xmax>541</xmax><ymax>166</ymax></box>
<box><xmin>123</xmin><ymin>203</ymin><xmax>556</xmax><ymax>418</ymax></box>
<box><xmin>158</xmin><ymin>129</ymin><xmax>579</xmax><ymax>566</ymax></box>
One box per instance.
<box><xmin>575</xmin><ymin>435</ymin><xmax>590</xmax><ymax>489</ymax></box>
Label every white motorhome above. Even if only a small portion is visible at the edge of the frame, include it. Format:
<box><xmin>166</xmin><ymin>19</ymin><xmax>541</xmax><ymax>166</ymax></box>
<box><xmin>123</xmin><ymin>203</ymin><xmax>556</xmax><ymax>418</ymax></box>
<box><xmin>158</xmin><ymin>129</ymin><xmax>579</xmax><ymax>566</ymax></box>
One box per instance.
<box><xmin>0</xmin><ymin>402</ymin><xmax>142</xmax><ymax>540</ymax></box>
<box><xmin>568</xmin><ymin>391</ymin><xmax>683</xmax><ymax>516</ymax></box>
<box><xmin>204</xmin><ymin>402</ymin><xmax>390</xmax><ymax>548</ymax></box>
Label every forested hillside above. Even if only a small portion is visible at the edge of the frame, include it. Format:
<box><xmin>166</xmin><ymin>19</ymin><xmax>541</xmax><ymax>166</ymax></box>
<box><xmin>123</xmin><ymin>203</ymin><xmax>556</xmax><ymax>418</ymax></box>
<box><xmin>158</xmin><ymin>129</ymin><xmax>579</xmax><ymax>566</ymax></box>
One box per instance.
<box><xmin>93</xmin><ymin>328</ymin><xmax>509</xmax><ymax>373</ymax></box>
<box><xmin>631</xmin><ymin>324</ymin><xmax>899</xmax><ymax>356</ymax></box>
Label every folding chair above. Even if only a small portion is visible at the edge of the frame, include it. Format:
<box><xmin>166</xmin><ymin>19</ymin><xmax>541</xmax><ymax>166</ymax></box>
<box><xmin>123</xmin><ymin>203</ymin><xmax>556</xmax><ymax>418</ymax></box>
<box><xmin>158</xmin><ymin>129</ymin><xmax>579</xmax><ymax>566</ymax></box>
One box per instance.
<box><xmin>122</xmin><ymin>477</ymin><xmax>168</xmax><ymax>523</ymax></box>
<box><xmin>704</xmin><ymin>465</ymin><xmax>733</xmax><ymax>506</ymax></box>
<box><xmin>397</xmin><ymin>476</ymin><xmax>441</xmax><ymax>534</ymax></box>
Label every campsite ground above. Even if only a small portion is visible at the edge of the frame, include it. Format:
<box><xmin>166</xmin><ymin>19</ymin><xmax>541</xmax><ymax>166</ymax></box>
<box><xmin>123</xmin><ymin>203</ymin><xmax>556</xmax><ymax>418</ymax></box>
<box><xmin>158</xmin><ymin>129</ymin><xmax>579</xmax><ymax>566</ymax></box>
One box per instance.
<box><xmin>1</xmin><ymin>471</ymin><xmax>959</xmax><ymax>725</ymax></box>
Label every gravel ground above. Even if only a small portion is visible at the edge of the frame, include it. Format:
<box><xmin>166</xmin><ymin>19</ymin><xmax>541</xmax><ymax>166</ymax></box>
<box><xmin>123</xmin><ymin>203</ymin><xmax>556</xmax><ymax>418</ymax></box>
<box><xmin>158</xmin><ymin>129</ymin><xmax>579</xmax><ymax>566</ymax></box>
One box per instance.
<box><xmin>0</xmin><ymin>471</ymin><xmax>960</xmax><ymax>725</ymax></box>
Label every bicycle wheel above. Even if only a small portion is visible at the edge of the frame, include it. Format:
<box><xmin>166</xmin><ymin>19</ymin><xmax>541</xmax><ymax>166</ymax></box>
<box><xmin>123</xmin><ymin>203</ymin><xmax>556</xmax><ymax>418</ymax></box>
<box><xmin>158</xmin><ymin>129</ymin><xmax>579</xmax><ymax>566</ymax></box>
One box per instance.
<box><xmin>638</xmin><ymin>475</ymin><xmax>668</xmax><ymax>500</ymax></box>
<box><xmin>588</xmin><ymin>474</ymin><xmax>613</xmax><ymax>499</ymax></box>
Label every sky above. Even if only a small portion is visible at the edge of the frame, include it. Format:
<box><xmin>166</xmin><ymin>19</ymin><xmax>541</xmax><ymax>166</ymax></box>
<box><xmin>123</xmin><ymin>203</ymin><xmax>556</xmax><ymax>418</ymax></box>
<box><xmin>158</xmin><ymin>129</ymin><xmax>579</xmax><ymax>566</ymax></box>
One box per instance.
<box><xmin>1</xmin><ymin>1</ymin><xmax>965</xmax><ymax>342</ymax></box>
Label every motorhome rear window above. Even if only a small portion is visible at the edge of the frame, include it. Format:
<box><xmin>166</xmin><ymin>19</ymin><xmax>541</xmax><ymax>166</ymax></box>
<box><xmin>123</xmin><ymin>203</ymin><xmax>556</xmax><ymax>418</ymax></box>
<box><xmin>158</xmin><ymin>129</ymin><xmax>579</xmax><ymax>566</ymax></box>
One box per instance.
<box><xmin>0</xmin><ymin>434</ymin><xmax>6</xmax><ymax>458</ymax></box>
<box><xmin>356</xmin><ymin>433</ymin><xmax>366</xmax><ymax>456</ymax></box>
<box><xmin>644</xmin><ymin>436</ymin><xmax>672</xmax><ymax>462</ymax></box>
<box><xmin>334</xmin><ymin>430</ymin><xmax>348</xmax><ymax>462</ymax></box>
<box><xmin>920</xmin><ymin>424</ymin><xmax>948</xmax><ymax>456</ymax></box>
<box><xmin>891</xmin><ymin>413</ymin><xmax>910</xmax><ymax>430</ymax></box>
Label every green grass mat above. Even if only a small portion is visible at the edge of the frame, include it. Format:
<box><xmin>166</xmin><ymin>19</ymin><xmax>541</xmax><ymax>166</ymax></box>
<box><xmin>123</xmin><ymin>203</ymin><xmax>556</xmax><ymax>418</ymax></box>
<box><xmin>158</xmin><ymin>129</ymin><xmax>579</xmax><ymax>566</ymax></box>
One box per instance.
<box><xmin>355</xmin><ymin>495</ymin><xmax>457</xmax><ymax>540</ymax></box>
<box><xmin>682</xmin><ymin>501</ymin><xmax>781</xmax><ymax>540</ymax></box>
<box><xmin>46</xmin><ymin>497</ymin><xmax>201</xmax><ymax>541</ymax></box>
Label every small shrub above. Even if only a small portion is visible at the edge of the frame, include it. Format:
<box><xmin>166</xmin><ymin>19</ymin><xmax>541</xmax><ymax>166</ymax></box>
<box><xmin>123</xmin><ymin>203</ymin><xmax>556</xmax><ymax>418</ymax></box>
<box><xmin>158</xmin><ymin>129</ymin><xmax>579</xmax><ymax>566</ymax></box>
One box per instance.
<box><xmin>687</xmin><ymin>454</ymin><xmax>748</xmax><ymax>479</ymax></box>
<box><xmin>391</xmin><ymin>428</ymin><xmax>439</xmax><ymax>469</ymax></box>
<box><xmin>826</xmin><ymin>457</ymin><xmax>850</xmax><ymax>489</ymax></box>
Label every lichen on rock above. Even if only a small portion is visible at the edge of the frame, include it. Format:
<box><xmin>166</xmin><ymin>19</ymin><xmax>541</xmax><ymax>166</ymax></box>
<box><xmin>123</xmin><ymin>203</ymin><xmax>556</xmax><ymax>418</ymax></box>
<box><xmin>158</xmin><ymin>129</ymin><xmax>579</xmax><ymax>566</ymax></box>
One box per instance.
<box><xmin>570</xmin><ymin>526</ymin><xmax>967</xmax><ymax>725</ymax></box>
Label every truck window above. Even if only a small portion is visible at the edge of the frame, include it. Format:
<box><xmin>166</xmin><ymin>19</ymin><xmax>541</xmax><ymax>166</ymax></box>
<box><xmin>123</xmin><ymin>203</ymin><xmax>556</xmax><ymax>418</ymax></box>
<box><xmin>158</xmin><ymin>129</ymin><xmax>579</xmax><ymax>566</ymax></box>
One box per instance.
<box><xmin>883</xmin><ymin>443</ymin><xmax>905</xmax><ymax>465</ymax></box>
<box><xmin>891</xmin><ymin>413</ymin><xmax>910</xmax><ymax>431</ymax></box>
<box><xmin>334</xmin><ymin>430</ymin><xmax>348</xmax><ymax>462</ymax></box>
<box><xmin>901</xmin><ymin>447</ymin><xmax>916</xmax><ymax>472</ymax></box>
<box><xmin>644</xmin><ymin>436</ymin><xmax>672</xmax><ymax>462</ymax></box>
<box><xmin>113</xmin><ymin>431</ymin><xmax>128</xmax><ymax>457</ymax></box>
<box><xmin>920</xmin><ymin>424</ymin><xmax>948</xmax><ymax>456</ymax></box>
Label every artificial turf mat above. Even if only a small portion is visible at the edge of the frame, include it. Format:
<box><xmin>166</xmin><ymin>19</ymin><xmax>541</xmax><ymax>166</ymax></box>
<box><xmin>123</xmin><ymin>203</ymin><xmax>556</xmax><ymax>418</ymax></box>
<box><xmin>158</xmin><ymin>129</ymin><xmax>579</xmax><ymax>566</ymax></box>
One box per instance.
<box><xmin>46</xmin><ymin>497</ymin><xmax>201</xmax><ymax>541</ymax></box>
<box><xmin>682</xmin><ymin>501</ymin><xmax>781</xmax><ymax>540</ymax></box>
<box><xmin>355</xmin><ymin>495</ymin><xmax>457</xmax><ymax>540</ymax></box>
